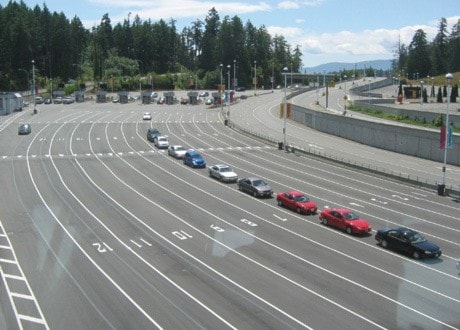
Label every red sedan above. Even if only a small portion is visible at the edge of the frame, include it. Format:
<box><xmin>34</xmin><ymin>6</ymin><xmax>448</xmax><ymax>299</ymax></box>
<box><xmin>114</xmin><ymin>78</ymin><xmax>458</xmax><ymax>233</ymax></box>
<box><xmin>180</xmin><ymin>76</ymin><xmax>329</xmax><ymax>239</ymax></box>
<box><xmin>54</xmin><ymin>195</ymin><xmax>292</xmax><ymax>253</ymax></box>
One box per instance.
<box><xmin>276</xmin><ymin>191</ymin><xmax>317</xmax><ymax>215</ymax></box>
<box><xmin>319</xmin><ymin>208</ymin><xmax>371</xmax><ymax>235</ymax></box>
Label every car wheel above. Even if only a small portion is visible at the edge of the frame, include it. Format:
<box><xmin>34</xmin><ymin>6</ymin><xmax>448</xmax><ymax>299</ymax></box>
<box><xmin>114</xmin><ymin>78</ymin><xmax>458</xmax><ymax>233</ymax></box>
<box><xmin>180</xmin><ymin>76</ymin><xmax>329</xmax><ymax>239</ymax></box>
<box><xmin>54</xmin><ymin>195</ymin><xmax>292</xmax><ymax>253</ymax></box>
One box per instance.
<box><xmin>296</xmin><ymin>207</ymin><xmax>301</xmax><ymax>214</ymax></box>
<box><xmin>253</xmin><ymin>191</ymin><xmax>257</xmax><ymax>197</ymax></box>
<box><xmin>238</xmin><ymin>185</ymin><xmax>243</xmax><ymax>191</ymax></box>
<box><xmin>219</xmin><ymin>176</ymin><xmax>223</xmax><ymax>182</ymax></box>
<box><xmin>381</xmin><ymin>240</ymin><xmax>388</xmax><ymax>248</ymax></box>
<box><xmin>322</xmin><ymin>218</ymin><xmax>328</xmax><ymax>226</ymax></box>
<box><xmin>346</xmin><ymin>227</ymin><xmax>353</xmax><ymax>235</ymax></box>
<box><xmin>277</xmin><ymin>200</ymin><xmax>282</xmax><ymax>206</ymax></box>
<box><xmin>413</xmin><ymin>251</ymin><xmax>421</xmax><ymax>259</ymax></box>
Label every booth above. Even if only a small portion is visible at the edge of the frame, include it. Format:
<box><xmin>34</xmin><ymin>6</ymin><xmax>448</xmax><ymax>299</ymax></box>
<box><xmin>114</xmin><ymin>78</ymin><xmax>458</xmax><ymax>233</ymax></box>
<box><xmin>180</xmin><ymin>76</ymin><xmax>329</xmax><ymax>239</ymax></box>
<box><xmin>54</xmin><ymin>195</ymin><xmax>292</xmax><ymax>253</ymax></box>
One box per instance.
<box><xmin>96</xmin><ymin>90</ymin><xmax>107</xmax><ymax>103</ymax></box>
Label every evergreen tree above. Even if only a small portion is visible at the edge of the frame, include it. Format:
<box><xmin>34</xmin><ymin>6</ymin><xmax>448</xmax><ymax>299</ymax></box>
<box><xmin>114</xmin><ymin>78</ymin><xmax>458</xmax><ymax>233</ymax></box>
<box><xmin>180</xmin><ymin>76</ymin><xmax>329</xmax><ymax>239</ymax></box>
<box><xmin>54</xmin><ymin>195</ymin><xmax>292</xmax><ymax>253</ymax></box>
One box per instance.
<box><xmin>407</xmin><ymin>29</ymin><xmax>431</xmax><ymax>78</ymax></box>
<box><xmin>447</xmin><ymin>19</ymin><xmax>460</xmax><ymax>72</ymax></box>
<box><xmin>437</xmin><ymin>86</ymin><xmax>443</xmax><ymax>103</ymax></box>
<box><xmin>432</xmin><ymin>18</ymin><xmax>448</xmax><ymax>75</ymax></box>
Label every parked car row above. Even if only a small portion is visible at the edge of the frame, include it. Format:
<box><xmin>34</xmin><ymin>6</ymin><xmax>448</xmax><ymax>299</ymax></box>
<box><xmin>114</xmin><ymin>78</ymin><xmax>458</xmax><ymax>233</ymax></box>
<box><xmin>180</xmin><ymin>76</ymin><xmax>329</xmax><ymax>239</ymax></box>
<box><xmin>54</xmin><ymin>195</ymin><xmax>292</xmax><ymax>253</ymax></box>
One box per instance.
<box><xmin>148</xmin><ymin>127</ymin><xmax>442</xmax><ymax>260</ymax></box>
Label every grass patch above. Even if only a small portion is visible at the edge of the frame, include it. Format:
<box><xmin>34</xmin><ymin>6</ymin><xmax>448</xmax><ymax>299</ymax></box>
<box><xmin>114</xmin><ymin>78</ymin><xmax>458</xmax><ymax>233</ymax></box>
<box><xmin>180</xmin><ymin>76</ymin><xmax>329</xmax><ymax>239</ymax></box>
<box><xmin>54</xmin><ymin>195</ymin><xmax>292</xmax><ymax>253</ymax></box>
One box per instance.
<box><xmin>347</xmin><ymin>104</ymin><xmax>460</xmax><ymax>133</ymax></box>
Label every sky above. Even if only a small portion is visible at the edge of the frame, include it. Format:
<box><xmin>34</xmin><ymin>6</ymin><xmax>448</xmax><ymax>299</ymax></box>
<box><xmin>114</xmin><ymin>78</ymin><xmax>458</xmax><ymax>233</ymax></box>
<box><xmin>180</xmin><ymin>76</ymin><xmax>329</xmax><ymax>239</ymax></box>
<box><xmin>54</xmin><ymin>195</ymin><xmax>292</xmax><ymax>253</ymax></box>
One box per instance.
<box><xmin>10</xmin><ymin>0</ymin><xmax>460</xmax><ymax>68</ymax></box>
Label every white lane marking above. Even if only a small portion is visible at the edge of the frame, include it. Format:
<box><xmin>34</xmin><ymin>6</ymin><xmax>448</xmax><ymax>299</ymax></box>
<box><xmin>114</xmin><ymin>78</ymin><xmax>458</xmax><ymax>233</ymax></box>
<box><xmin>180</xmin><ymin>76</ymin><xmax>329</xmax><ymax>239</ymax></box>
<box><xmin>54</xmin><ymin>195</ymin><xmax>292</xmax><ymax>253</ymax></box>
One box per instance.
<box><xmin>273</xmin><ymin>214</ymin><xmax>287</xmax><ymax>222</ymax></box>
<box><xmin>0</xmin><ymin>221</ymin><xmax>50</xmax><ymax>329</ymax></box>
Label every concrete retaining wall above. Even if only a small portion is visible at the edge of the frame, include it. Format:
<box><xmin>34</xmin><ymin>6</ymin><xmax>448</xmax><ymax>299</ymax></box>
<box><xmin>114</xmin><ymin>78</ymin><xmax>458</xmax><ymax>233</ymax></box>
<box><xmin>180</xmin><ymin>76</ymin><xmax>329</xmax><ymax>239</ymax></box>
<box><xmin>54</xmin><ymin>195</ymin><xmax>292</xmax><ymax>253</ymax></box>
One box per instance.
<box><xmin>291</xmin><ymin>104</ymin><xmax>460</xmax><ymax>166</ymax></box>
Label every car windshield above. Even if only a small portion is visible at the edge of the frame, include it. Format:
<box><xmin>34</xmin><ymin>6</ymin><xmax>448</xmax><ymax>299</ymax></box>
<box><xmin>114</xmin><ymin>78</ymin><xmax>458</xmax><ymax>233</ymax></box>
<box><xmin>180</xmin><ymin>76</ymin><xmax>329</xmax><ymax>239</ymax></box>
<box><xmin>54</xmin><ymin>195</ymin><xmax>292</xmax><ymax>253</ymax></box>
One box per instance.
<box><xmin>252</xmin><ymin>180</ymin><xmax>266</xmax><ymax>186</ymax></box>
<box><xmin>294</xmin><ymin>195</ymin><xmax>309</xmax><ymax>202</ymax></box>
<box><xmin>191</xmin><ymin>153</ymin><xmax>201</xmax><ymax>158</ymax></box>
<box><xmin>176</xmin><ymin>146</ymin><xmax>186</xmax><ymax>151</ymax></box>
<box><xmin>407</xmin><ymin>232</ymin><xmax>426</xmax><ymax>244</ymax></box>
<box><xmin>220</xmin><ymin>167</ymin><xmax>231</xmax><ymax>172</ymax></box>
<box><xmin>343</xmin><ymin>212</ymin><xmax>360</xmax><ymax>220</ymax></box>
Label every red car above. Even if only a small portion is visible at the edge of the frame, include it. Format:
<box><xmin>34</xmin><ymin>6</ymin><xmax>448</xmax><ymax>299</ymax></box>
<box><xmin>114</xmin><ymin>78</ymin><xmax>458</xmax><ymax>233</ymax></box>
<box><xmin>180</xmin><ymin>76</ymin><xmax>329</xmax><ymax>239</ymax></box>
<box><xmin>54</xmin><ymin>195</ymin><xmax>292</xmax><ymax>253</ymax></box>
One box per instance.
<box><xmin>276</xmin><ymin>191</ymin><xmax>317</xmax><ymax>215</ymax></box>
<box><xmin>319</xmin><ymin>208</ymin><xmax>371</xmax><ymax>235</ymax></box>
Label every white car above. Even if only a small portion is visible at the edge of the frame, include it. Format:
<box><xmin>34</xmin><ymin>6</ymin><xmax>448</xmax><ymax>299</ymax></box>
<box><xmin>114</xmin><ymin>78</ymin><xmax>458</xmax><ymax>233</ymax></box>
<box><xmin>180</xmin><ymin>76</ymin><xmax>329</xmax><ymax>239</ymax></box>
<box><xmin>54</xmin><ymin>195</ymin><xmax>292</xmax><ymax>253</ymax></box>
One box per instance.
<box><xmin>205</xmin><ymin>98</ymin><xmax>213</xmax><ymax>105</ymax></box>
<box><xmin>143</xmin><ymin>112</ymin><xmax>152</xmax><ymax>120</ymax></box>
<box><xmin>154</xmin><ymin>135</ymin><xmax>169</xmax><ymax>149</ymax></box>
<box><xmin>168</xmin><ymin>145</ymin><xmax>187</xmax><ymax>158</ymax></box>
<box><xmin>208</xmin><ymin>164</ymin><xmax>238</xmax><ymax>183</ymax></box>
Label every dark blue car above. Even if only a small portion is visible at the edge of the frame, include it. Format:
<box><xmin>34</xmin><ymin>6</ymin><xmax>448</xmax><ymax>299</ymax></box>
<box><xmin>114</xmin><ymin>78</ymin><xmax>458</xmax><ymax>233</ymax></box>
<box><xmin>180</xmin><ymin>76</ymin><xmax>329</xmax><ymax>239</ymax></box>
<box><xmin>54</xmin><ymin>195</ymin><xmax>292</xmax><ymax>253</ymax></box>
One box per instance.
<box><xmin>183</xmin><ymin>150</ymin><xmax>206</xmax><ymax>168</ymax></box>
<box><xmin>375</xmin><ymin>227</ymin><xmax>441</xmax><ymax>259</ymax></box>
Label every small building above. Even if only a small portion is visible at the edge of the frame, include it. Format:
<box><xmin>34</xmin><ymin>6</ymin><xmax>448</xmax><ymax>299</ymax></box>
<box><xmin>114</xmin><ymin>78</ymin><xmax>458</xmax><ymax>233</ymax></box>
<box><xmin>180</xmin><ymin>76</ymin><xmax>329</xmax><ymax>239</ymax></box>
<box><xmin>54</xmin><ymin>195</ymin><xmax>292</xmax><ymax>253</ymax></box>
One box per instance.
<box><xmin>141</xmin><ymin>91</ymin><xmax>152</xmax><ymax>104</ymax></box>
<box><xmin>117</xmin><ymin>91</ymin><xmax>129</xmax><ymax>104</ymax></box>
<box><xmin>0</xmin><ymin>92</ymin><xmax>24</xmax><ymax>115</ymax></box>
<box><xmin>163</xmin><ymin>91</ymin><xmax>175</xmax><ymax>105</ymax></box>
<box><xmin>75</xmin><ymin>91</ymin><xmax>85</xmax><ymax>103</ymax></box>
<box><xmin>96</xmin><ymin>90</ymin><xmax>107</xmax><ymax>103</ymax></box>
<box><xmin>187</xmin><ymin>91</ymin><xmax>198</xmax><ymax>105</ymax></box>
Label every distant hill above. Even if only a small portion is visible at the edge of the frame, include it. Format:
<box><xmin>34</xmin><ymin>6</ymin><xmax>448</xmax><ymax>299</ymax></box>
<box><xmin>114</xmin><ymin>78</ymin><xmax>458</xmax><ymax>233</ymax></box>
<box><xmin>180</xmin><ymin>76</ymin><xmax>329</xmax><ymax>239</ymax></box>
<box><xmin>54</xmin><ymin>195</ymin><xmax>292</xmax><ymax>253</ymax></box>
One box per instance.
<box><xmin>305</xmin><ymin>59</ymin><xmax>392</xmax><ymax>73</ymax></box>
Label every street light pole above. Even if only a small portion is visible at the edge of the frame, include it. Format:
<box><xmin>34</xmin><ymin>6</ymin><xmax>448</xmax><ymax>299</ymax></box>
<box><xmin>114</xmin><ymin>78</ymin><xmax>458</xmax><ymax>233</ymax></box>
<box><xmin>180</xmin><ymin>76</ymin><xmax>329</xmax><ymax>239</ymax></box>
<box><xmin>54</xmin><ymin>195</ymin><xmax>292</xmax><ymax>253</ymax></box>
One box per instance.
<box><xmin>233</xmin><ymin>59</ymin><xmax>236</xmax><ymax>90</ymax></box>
<box><xmin>227</xmin><ymin>64</ymin><xmax>231</xmax><ymax>123</ymax></box>
<box><xmin>283</xmin><ymin>67</ymin><xmax>289</xmax><ymax>150</ymax></box>
<box><xmin>32</xmin><ymin>60</ymin><xmax>37</xmax><ymax>114</ymax></box>
<box><xmin>420</xmin><ymin>80</ymin><xmax>424</xmax><ymax>111</ymax></box>
<box><xmin>220</xmin><ymin>64</ymin><xmax>223</xmax><ymax>114</ymax></box>
<box><xmin>254</xmin><ymin>60</ymin><xmax>257</xmax><ymax>95</ymax></box>
<box><xmin>440</xmin><ymin>73</ymin><xmax>453</xmax><ymax>195</ymax></box>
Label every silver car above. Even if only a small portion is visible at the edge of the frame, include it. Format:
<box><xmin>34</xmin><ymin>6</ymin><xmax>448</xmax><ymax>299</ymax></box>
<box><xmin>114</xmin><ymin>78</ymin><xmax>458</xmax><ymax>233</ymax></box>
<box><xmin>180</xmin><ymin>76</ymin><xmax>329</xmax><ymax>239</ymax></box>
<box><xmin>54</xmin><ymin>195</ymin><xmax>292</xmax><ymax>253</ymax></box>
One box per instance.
<box><xmin>237</xmin><ymin>177</ymin><xmax>273</xmax><ymax>198</ymax></box>
<box><xmin>154</xmin><ymin>135</ymin><xmax>169</xmax><ymax>149</ymax></box>
<box><xmin>168</xmin><ymin>145</ymin><xmax>187</xmax><ymax>158</ymax></box>
<box><xmin>209</xmin><ymin>164</ymin><xmax>238</xmax><ymax>183</ymax></box>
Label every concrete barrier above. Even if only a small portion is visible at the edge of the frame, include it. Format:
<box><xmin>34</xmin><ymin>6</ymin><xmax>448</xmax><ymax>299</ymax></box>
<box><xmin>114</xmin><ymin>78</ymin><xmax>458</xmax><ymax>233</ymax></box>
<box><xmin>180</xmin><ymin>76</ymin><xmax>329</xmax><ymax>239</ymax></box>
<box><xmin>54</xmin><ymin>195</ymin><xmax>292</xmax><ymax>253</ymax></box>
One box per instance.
<box><xmin>290</xmin><ymin>104</ymin><xmax>460</xmax><ymax>166</ymax></box>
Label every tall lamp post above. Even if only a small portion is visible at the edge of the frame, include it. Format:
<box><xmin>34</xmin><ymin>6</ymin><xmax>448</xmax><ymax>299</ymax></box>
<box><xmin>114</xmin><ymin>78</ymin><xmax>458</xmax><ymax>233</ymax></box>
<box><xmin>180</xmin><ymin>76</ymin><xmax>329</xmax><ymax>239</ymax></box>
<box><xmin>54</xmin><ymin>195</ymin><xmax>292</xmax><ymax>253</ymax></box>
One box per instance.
<box><xmin>233</xmin><ymin>59</ymin><xmax>236</xmax><ymax>90</ymax></box>
<box><xmin>32</xmin><ymin>60</ymin><xmax>37</xmax><ymax>114</ymax></box>
<box><xmin>419</xmin><ymin>80</ymin><xmax>424</xmax><ymax>111</ymax></box>
<box><xmin>283</xmin><ymin>67</ymin><xmax>289</xmax><ymax>150</ymax></box>
<box><xmin>220</xmin><ymin>64</ymin><xmax>223</xmax><ymax>114</ymax></box>
<box><xmin>343</xmin><ymin>74</ymin><xmax>348</xmax><ymax>114</ymax></box>
<box><xmin>253</xmin><ymin>60</ymin><xmax>257</xmax><ymax>95</ymax></box>
<box><xmin>440</xmin><ymin>73</ymin><xmax>453</xmax><ymax>195</ymax></box>
<box><xmin>227</xmin><ymin>64</ymin><xmax>231</xmax><ymax>123</ymax></box>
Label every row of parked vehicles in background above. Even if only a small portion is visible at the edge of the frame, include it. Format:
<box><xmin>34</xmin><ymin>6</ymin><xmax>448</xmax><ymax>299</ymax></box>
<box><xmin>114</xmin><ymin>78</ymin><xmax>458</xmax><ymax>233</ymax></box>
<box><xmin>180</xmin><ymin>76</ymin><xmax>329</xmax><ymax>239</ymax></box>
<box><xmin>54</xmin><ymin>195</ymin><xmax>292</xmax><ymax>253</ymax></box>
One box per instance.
<box><xmin>146</xmin><ymin>126</ymin><xmax>442</xmax><ymax>260</ymax></box>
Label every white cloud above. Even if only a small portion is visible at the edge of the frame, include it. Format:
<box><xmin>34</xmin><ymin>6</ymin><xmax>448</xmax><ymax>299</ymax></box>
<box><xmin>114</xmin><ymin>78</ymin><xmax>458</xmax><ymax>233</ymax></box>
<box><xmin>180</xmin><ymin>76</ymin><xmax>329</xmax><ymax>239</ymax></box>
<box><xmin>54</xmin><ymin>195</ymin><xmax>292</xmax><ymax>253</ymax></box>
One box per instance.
<box><xmin>278</xmin><ymin>1</ymin><xmax>300</xmax><ymax>9</ymax></box>
<box><xmin>89</xmin><ymin>0</ymin><xmax>271</xmax><ymax>21</ymax></box>
<box><xmin>270</xmin><ymin>15</ymin><xmax>460</xmax><ymax>66</ymax></box>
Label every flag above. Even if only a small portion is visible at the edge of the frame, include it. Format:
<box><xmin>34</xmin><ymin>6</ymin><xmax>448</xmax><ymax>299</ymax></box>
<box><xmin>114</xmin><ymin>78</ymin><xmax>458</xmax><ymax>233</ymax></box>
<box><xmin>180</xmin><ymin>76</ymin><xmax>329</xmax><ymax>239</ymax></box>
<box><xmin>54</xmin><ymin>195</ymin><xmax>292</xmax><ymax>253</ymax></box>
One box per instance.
<box><xmin>440</xmin><ymin>124</ymin><xmax>454</xmax><ymax>149</ymax></box>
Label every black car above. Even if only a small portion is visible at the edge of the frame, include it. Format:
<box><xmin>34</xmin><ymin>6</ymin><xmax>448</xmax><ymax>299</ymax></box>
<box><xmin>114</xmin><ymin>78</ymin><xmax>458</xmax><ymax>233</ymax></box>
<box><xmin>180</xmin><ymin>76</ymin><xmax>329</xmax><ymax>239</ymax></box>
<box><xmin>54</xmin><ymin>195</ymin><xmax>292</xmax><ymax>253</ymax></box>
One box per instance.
<box><xmin>147</xmin><ymin>128</ymin><xmax>161</xmax><ymax>142</ymax></box>
<box><xmin>375</xmin><ymin>227</ymin><xmax>442</xmax><ymax>259</ymax></box>
<box><xmin>18</xmin><ymin>124</ymin><xmax>31</xmax><ymax>135</ymax></box>
<box><xmin>237</xmin><ymin>177</ymin><xmax>273</xmax><ymax>198</ymax></box>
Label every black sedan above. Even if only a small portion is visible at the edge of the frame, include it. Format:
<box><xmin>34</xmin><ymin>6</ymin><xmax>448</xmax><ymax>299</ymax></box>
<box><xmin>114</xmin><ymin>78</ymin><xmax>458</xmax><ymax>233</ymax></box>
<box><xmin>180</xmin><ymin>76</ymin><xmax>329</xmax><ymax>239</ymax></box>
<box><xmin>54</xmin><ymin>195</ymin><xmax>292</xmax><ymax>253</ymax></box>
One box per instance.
<box><xmin>237</xmin><ymin>177</ymin><xmax>272</xmax><ymax>198</ymax></box>
<box><xmin>375</xmin><ymin>227</ymin><xmax>442</xmax><ymax>259</ymax></box>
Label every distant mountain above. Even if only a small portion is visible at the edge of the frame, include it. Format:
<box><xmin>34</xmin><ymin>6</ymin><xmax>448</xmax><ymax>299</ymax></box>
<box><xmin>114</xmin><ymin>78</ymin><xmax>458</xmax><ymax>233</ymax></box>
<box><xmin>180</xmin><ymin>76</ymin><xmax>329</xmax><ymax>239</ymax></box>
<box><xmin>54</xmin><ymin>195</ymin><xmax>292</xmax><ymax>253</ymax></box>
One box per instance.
<box><xmin>305</xmin><ymin>59</ymin><xmax>392</xmax><ymax>73</ymax></box>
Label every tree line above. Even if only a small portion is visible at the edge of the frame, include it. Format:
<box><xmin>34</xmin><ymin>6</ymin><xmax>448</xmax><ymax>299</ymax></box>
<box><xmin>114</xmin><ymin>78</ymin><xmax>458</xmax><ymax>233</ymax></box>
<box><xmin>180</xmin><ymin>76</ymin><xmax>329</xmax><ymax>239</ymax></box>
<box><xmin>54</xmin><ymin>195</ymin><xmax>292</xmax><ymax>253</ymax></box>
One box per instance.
<box><xmin>394</xmin><ymin>17</ymin><xmax>460</xmax><ymax>82</ymax></box>
<box><xmin>0</xmin><ymin>1</ymin><xmax>302</xmax><ymax>92</ymax></box>
<box><xmin>1</xmin><ymin>1</ymin><xmax>459</xmax><ymax>93</ymax></box>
